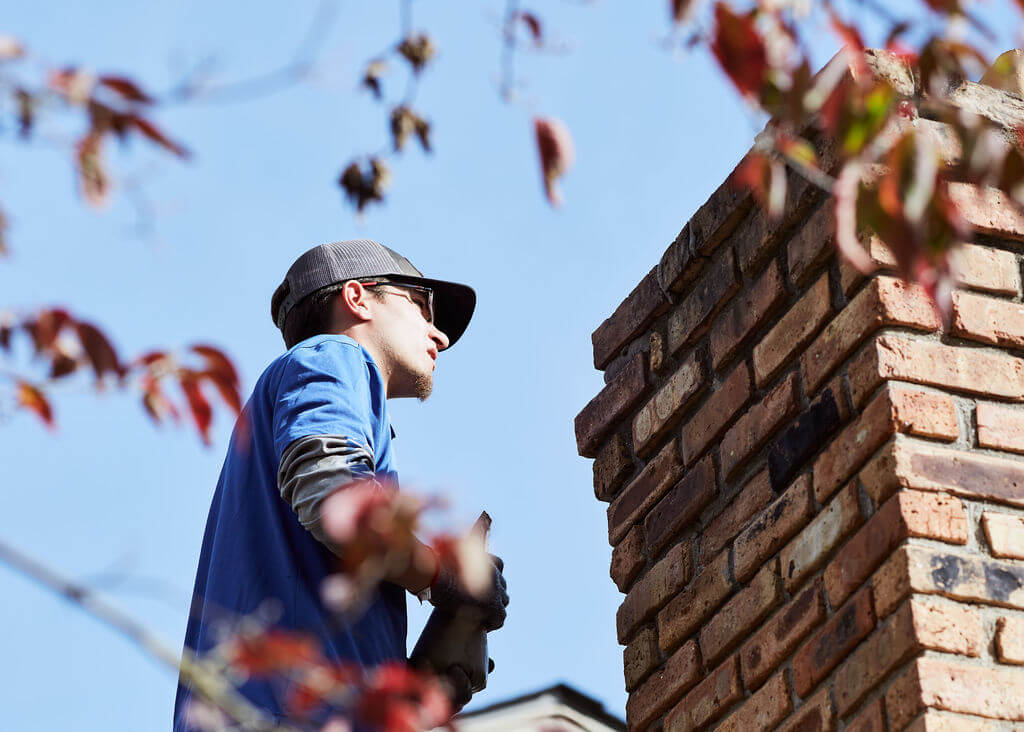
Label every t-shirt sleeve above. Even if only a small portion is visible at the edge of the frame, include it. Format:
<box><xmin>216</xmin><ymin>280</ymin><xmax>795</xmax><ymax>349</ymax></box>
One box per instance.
<box><xmin>272</xmin><ymin>341</ymin><xmax>378</xmax><ymax>464</ymax></box>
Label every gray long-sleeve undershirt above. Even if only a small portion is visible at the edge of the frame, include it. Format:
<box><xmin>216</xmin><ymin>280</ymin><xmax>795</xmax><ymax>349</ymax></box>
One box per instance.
<box><xmin>277</xmin><ymin>434</ymin><xmax>378</xmax><ymax>551</ymax></box>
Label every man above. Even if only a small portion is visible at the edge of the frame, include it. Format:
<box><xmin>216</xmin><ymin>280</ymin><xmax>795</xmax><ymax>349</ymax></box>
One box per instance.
<box><xmin>173</xmin><ymin>239</ymin><xmax>509</xmax><ymax>728</ymax></box>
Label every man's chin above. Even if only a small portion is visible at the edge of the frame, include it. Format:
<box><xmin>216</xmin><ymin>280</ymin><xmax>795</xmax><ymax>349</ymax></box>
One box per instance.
<box><xmin>413</xmin><ymin>372</ymin><xmax>434</xmax><ymax>401</ymax></box>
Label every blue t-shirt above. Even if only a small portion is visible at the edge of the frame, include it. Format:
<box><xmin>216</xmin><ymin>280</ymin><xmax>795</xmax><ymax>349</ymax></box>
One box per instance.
<box><xmin>173</xmin><ymin>335</ymin><xmax>406</xmax><ymax>727</ymax></box>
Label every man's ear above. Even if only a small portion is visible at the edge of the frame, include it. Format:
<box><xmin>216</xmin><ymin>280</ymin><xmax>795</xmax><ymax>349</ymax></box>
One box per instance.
<box><xmin>336</xmin><ymin>280</ymin><xmax>374</xmax><ymax>324</ymax></box>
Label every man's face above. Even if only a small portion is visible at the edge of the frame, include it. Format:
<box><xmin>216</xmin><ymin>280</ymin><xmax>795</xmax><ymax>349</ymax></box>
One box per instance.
<box><xmin>368</xmin><ymin>284</ymin><xmax>450</xmax><ymax>400</ymax></box>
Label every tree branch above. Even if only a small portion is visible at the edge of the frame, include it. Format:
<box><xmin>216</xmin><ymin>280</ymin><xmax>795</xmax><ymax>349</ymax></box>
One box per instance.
<box><xmin>0</xmin><ymin>537</ymin><xmax>295</xmax><ymax>731</ymax></box>
<box><xmin>157</xmin><ymin>0</ymin><xmax>340</xmax><ymax>106</ymax></box>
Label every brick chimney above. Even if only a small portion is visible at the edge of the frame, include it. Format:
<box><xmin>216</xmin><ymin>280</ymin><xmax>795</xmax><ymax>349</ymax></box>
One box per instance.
<box><xmin>576</xmin><ymin>51</ymin><xmax>1024</xmax><ymax>731</ymax></box>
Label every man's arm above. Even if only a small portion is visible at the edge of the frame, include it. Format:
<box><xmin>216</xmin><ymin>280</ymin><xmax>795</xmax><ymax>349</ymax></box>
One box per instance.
<box><xmin>277</xmin><ymin>433</ymin><xmax>438</xmax><ymax>593</ymax></box>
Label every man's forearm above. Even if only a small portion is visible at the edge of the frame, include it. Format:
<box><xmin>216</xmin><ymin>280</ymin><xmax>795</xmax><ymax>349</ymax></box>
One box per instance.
<box><xmin>385</xmin><ymin>536</ymin><xmax>438</xmax><ymax>594</ymax></box>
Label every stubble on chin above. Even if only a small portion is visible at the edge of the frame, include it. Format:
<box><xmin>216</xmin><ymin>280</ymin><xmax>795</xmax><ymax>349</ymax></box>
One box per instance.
<box><xmin>414</xmin><ymin>372</ymin><xmax>433</xmax><ymax>401</ymax></box>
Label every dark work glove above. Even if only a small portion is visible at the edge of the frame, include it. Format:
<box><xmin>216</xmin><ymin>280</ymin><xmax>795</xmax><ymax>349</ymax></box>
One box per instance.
<box><xmin>442</xmin><ymin>665</ymin><xmax>473</xmax><ymax>713</ymax></box>
<box><xmin>429</xmin><ymin>553</ymin><xmax>509</xmax><ymax>631</ymax></box>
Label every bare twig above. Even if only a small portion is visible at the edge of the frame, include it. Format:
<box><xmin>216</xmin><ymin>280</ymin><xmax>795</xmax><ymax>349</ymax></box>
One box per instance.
<box><xmin>0</xmin><ymin>537</ymin><xmax>296</xmax><ymax>731</ymax></box>
<box><xmin>500</xmin><ymin>0</ymin><xmax>521</xmax><ymax>103</ymax></box>
<box><xmin>157</xmin><ymin>0</ymin><xmax>340</xmax><ymax>106</ymax></box>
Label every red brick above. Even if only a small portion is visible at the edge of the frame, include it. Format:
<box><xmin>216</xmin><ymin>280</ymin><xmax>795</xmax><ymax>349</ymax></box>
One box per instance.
<box><xmin>607</xmin><ymin>439</ymin><xmax>684</xmax><ymax>545</ymax></box>
<box><xmin>754</xmin><ymin>273</ymin><xmax>833</xmax><ymax>387</ymax></box>
<box><xmin>812</xmin><ymin>386</ymin><xmax>894</xmax><ymax>503</ymax></box>
<box><xmin>734</xmin><ymin>172</ymin><xmax>823</xmax><ymax>276</ymax></box>
<box><xmin>824</xmin><ymin>490</ymin><xmax>968</xmax><ymax>608</ymax></box>
<box><xmin>777</xmin><ymin>688</ymin><xmax>834</xmax><ymax>732</ymax></box>
<box><xmin>617</xmin><ymin>542</ymin><xmax>692</xmax><ymax>643</ymax></box>
<box><xmin>716</xmin><ymin>672</ymin><xmax>792</xmax><ymax>732</ymax></box>
<box><xmin>657</xmin><ymin>548</ymin><xmax>732</xmax><ymax>653</ymax></box>
<box><xmin>644</xmin><ymin>456</ymin><xmax>716</xmax><ymax>553</ymax></box>
<box><xmin>844</xmin><ymin>699</ymin><xmax>884</xmax><ymax>732</ymax></box>
<box><xmin>838</xmin><ymin>235</ymin><xmax>896</xmax><ymax>296</ymax></box>
<box><xmin>814</xmin><ymin>385</ymin><xmax>958</xmax><ymax>503</ymax></box>
<box><xmin>625</xmin><ymin>640</ymin><xmax>701</xmax><ymax>730</ymax></box>
<box><xmin>700</xmin><ymin>559</ymin><xmax>782</xmax><ymax>665</ymax></box>
<box><xmin>592</xmin><ymin>268</ymin><xmax>669</xmax><ymax>369</ymax></box>
<box><xmin>781</xmin><ymin>482</ymin><xmax>863</xmax><ymax>592</ymax></box>
<box><xmin>903</xmin><ymin>710</ymin><xmax>1008</xmax><ymax>732</ymax></box>
<box><xmin>801</xmin><ymin>276</ymin><xmax>940</xmax><ymax>394</ymax></box>
<box><xmin>888</xmin><ymin>385</ymin><xmax>959</xmax><ymax>441</ymax></box>
<box><xmin>950</xmin><ymin>242</ymin><xmax>1021</xmax><ymax>296</ymax></box>
<box><xmin>977</xmin><ymin>402</ymin><xmax>1024</xmax><ymax>456</ymax></box>
<box><xmin>665</xmin><ymin>655</ymin><xmax>743</xmax><ymax>731</ymax></box>
<box><xmin>857</xmin><ymin>437</ymin><xmax>1024</xmax><ymax>509</ymax></box>
<box><xmin>740</xmin><ymin>579</ymin><xmax>826</xmax><ymax>690</ymax></box>
<box><xmin>885</xmin><ymin>661</ymin><xmax>926</xmax><ymax>731</ymax></box>
<box><xmin>766</xmin><ymin>376</ymin><xmax>850</xmax><ymax>490</ymax></box>
<box><xmin>787</xmin><ymin>204</ymin><xmax>835</xmax><ymax>286</ymax></box>
<box><xmin>710</xmin><ymin>259</ymin><xmax>788</xmax><ymax>369</ymax></box>
<box><xmin>699</xmin><ymin>468</ymin><xmax>772</xmax><ymax>561</ymax></box>
<box><xmin>793</xmin><ymin>587</ymin><xmax>876</xmax><ymax>698</ymax></box>
<box><xmin>720</xmin><ymin>372</ymin><xmax>800</xmax><ymax>479</ymax></box>
<box><xmin>649</xmin><ymin>328</ymin><xmax>666</xmax><ymax>374</ymax></box>
<box><xmin>823</xmin><ymin>497</ymin><xmax>905</xmax><ymax>606</ymax></box>
<box><xmin>953</xmin><ymin>290</ymin><xmax>1024</xmax><ymax>349</ymax></box>
<box><xmin>675</xmin><ymin>176</ymin><xmax>753</xmax><ymax>269</ymax></box>
<box><xmin>949</xmin><ymin>182</ymin><xmax>1024</xmax><ymax>241</ymax></box>
<box><xmin>910</xmin><ymin>596</ymin><xmax>983</xmax><ymax>657</ymax></box>
<box><xmin>832</xmin><ymin>599</ymin><xmax>919</xmax><ymax>716</ymax></box>
<box><xmin>623</xmin><ymin>626</ymin><xmax>660</xmax><ymax>692</ymax></box>
<box><xmin>575</xmin><ymin>352</ymin><xmax>650</xmax><ymax>457</ymax></box>
<box><xmin>848</xmin><ymin>334</ymin><xmax>1024</xmax><ymax>408</ymax></box>
<box><xmin>632</xmin><ymin>352</ymin><xmax>704</xmax><ymax>457</ymax></box>
<box><xmin>888</xmin><ymin>655</ymin><xmax>1024</xmax><ymax>723</ymax></box>
<box><xmin>871</xmin><ymin>545</ymin><xmax>913</xmax><ymax>619</ymax></box>
<box><xmin>996</xmin><ymin>616</ymin><xmax>1024</xmax><ymax>665</ymax></box>
<box><xmin>983</xmin><ymin>511</ymin><xmax>1024</xmax><ymax>560</ymax></box>
<box><xmin>681</xmin><ymin>362</ymin><xmax>751</xmax><ymax>465</ymax></box>
<box><xmin>658</xmin><ymin>222</ymin><xmax>703</xmax><ymax>296</ymax></box>
<box><xmin>734</xmin><ymin>475</ymin><xmax>814</xmax><ymax>582</ymax></box>
<box><xmin>610</xmin><ymin>524</ymin><xmax>645</xmax><ymax>593</ymax></box>
<box><xmin>667</xmin><ymin>248</ymin><xmax>740</xmax><ymax>355</ymax></box>
<box><xmin>900</xmin><ymin>544</ymin><xmax>1024</xmax><ymax>609</ymax></box>
<box><xmin>593</xmin><ymin>432</ymin><xmax>633</xmax><ymax>502</ymax></box>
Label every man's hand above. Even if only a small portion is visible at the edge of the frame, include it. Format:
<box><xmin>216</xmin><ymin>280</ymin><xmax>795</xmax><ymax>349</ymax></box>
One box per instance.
<box><xmin>428</xmin><ymin>554</ymin><xmax>509</xmax><ymax>631</ymax></box>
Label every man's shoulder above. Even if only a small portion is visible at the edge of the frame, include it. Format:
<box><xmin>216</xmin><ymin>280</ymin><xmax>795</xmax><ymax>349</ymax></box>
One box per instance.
<box><xmin>257</xmin><ymin>335</ymin><xmax>379</xmax><ymax>396</ymax></box>
<box><xmin>277</xmin><ymin>334</ymin><xmax>371</xmax><ymax>371</ymax></box>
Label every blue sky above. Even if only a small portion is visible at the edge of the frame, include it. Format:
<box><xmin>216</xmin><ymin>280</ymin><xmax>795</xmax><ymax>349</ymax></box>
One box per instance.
<box><xmin>1</xmin><ymin>1</ymin><xmax>1018</xmax><ymax>729</ymax></box>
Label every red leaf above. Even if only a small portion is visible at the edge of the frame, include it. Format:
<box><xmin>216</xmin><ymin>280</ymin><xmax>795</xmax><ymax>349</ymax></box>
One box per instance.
<box><xmin>191</xmin><ymin>344</ymin><xmax>239</xmax><ymax>387</ymax></box>
<box><xmin>76</xmin><ymin>132</ymin><xmax>110</xmax><ymax>208</ymax></box>
<box><xmin>17</xmin><ymin>381</ymin><xmax>54</xmax><ymax>429</ymax></box>
<box><xmin>513</xmin><ymin>11</ymin><xmax>543</xmax><ymax>45</ymax></box>
<box><xmin>180</xmin><ymin>371</ymin><xmax>213</xmax><ymax>445</ymax></box>
<box><xmin>97</xmin><ymin>75</ymin><xmax>154</xmax><ymax>104</ymax></box>
<box><xmin>826</xmin><ymin>7</ymin><xmax>868</xmax><ymax>80</ymax></box>
<box><xmin>141</xmin><ymin>376</ymin><xmax>179</xmax><ymax>424</ymax></box>
<box><xmin>225</xmin><ymin>629</ymin><xmax>323</xmax><ymax>676</ymax></box>
<box><xmin>202</xmin><ymin>369</ymin><xmax>243</xmax><ymax>415</ymax></box>
<box><xmin>534</xmin><ymin>117</ymin><xmax>575</xmax><ymax>206</ymax></box>
<box><xmin>671</xmin><ymin>0</ymin><xmax>698</xmax><ymax>24</ymax></box>
<box><xmin>711</xmin><ymin>3</ymin><xmax>767</xmax><ymax>100</ymax></box>
<box><xmin>833</xmin><ymin>162</ymin><xmax>876</xmax><ymax>274</ymax></box>
<box><xmin>129</xmin><ymin>115</ymin><xmax>190</xmax><ymax>159</ymax></box>
<box><xmin>132</xmin><ymin>350</ymin><xmax>172</xmax><ymax>370</ymax></box>
<box><xmin>356</xmin><ymin>664</ymin><xmax>451</xmax><ymax>732</ymax></box>
<box><xmin>284</xmin><ymin>662</ymin><xmax>361</xmax><ymax>717</ymax></box>
<box><xmin>75</xmin><ymin>321</ymin><xmax>123</xmax><ymax>382</ymax></box>
<box><xmin>50</xmin><ymin>350</ymin><xmax>78</xmax><ymax>379</ymax></box>
<box><xmin>26</xmin><ymin>308</ymin><xmax>72</xmax><ymax>354</ymax></box>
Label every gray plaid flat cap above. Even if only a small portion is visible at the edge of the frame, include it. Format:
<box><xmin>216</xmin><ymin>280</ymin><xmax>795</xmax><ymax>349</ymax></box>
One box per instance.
<box><xmin>271</xmin><ymin>239</ymin><xmax>476</xmax><ymax>349</ymax></box>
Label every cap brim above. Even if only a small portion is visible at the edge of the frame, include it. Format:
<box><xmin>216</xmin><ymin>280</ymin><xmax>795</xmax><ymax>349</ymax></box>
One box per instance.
<box><xmin>385</xmin><ymin>274</ymin><xmax>476</xmax><ymax>349</ymax></box>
